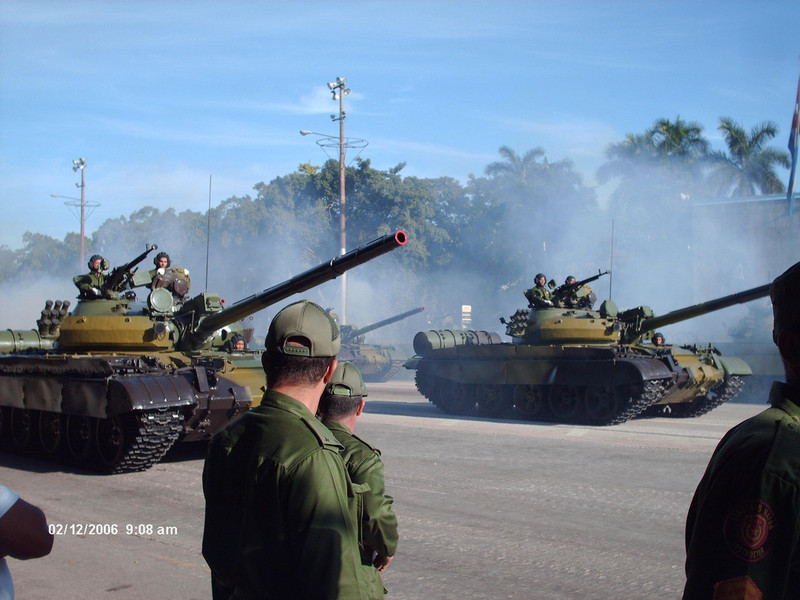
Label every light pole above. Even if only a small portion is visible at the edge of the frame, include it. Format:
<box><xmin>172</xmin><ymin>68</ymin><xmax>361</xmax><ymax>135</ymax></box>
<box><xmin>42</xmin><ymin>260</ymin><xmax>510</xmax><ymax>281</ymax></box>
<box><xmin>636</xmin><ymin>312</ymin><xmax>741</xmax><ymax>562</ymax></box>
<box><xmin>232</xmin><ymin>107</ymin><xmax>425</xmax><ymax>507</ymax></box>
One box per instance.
<box><xmin>73</xmin><ymin>158</ymin><xmax>86</xmax><ymax>266</ymax></box>
<box><xmin>300</xmin><ymin>77</ymin><xmax>367</xmax><ymax>324</ymax></box>
<box><xmin>51</xmin><ymin>157</ymin><xmax>99</xmax><ymax>267</ymax></box>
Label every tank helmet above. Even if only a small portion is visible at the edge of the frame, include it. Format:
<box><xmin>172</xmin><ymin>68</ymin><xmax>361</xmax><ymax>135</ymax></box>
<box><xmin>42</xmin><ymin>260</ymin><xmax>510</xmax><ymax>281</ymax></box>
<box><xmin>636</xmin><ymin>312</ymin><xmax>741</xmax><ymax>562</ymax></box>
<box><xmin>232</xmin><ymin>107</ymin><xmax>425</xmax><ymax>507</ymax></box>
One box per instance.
<box><xmin>231</xmin><ymin>334</ymin><xmax>245</xmax><ymax>344</ymax></box>
<box><xmin>565</xmin><ymin>275</ymin><xmax>576</xmax><ymax>285</ymax></box>
<box><xmin>154</xmin><ymin>252</ymin><xmax>171</xmax><ymax>267</ymax></box>
<box><xmin>652</xmin><ymin>332</ymin><xmax>664</xmax><ymax>343</ymax></box>
<box><xmin>88</xmin><ymin>254</ymin><xmax>106</xmax><ymax>271</ymax></box>
<box><xmin>535</xmin><ymin>273</ymin><xmax>546</xmax><ymax>283</ymax></box>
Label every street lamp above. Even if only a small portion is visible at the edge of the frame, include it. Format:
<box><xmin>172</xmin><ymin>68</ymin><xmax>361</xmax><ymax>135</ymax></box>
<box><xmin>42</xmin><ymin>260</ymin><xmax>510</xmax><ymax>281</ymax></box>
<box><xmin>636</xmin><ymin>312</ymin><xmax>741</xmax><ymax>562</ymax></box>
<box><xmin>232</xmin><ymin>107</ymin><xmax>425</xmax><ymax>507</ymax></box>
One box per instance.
<box><xmin>51</xmin><ymin>157</ymin><xmax>100</xmax><ymax>267</ymax></box>
<box><xmin>299</xmin><ymin>77</ymin><xmax>368</xmax><ymax>324</ymax></box>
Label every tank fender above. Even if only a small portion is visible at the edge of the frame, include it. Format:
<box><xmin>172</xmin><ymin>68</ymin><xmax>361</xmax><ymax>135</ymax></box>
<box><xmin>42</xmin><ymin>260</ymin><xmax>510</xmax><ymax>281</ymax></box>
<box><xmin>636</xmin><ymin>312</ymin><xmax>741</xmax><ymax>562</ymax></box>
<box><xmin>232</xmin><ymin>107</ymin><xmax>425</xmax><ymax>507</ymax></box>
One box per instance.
<box><xmin>715</xmin><ymin>355</ymin><xmax>753</xmax><ymax>377</ymax></box>
<box><xmin>552</xmin><ymin>356</ymin><xmax>673</xmax><ymax>386</ymax></box>
<box><xmin>106</xmin><ymin>373</ymin><xmax>197</xmax><ymax>416</ymax></box>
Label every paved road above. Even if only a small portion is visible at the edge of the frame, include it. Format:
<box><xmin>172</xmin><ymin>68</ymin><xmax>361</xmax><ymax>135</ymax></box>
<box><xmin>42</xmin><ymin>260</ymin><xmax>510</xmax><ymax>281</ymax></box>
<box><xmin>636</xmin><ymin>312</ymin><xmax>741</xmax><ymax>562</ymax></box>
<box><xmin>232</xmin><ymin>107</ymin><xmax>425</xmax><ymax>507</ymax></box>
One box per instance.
<box><xmin>1</xmin><ymin>381</ymin><xmax>766</xmax><ymax>600</ymax></box>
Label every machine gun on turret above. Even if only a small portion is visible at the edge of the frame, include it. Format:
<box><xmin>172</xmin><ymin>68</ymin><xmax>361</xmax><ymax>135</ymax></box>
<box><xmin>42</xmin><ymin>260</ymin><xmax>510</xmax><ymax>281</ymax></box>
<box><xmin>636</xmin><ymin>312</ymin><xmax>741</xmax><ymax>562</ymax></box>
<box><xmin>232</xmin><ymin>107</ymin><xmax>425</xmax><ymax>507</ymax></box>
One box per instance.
<box><xmin>104</xmin><ymin>244</ymin><xmax>158</xmax><ymax>294</ymax></box>
<box><xmin>552</xmin><ymin>270</ymin><xmax>610</xmax><ymax>308</ymax></box>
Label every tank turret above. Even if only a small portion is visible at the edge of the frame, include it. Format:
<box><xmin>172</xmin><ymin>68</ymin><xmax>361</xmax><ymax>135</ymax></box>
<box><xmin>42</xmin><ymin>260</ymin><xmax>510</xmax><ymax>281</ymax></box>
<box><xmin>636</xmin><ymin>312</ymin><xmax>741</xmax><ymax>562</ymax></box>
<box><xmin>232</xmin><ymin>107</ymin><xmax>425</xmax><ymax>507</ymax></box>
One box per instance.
<box><xmin>406</xmin><ymin>272</ymin><xmax>775</xmax><ymax>426</ymax></box>
<box><xmin>0</xmin><ymin>231</ymin><xmax>407</xmax><ymax>473</ymax></box>
<box><xmin>338</xmin><ymin>306</ymin><xmax>425</xmax><ymax>382</ymax></box>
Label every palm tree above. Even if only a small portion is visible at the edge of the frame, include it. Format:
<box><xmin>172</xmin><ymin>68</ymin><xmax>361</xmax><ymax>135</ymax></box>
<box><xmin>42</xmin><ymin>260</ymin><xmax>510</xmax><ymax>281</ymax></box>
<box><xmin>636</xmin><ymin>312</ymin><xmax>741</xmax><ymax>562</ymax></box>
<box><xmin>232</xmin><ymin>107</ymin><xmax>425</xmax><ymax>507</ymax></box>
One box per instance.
<box><xmin>710</xmin><ymin>118</ymin><xmax>790</xmax><ymax>196</ymax></box>
<box><xmin>484</xmin><ymin>145</ymin><xmax>545</xmax><ymax>185</ymax></box>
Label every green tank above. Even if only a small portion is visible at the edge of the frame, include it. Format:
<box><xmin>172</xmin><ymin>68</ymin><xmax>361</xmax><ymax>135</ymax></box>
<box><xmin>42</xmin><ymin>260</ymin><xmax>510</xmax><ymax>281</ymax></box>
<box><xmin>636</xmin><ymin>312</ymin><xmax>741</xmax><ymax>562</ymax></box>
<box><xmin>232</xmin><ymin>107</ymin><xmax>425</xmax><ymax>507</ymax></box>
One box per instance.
<box><xmin>338</xmin><ymin>307</ymin><xmax>425</xmax><ymax>382</ymax></box>
<box><xmin>0</xmin><ymin>231</ymin><xmax>407</xmax><ymax>473</ymax></box>
<box><xmin>405</xmin><ymin>271</ymin><xmax>772</xmax><ymax>425</ymax></box>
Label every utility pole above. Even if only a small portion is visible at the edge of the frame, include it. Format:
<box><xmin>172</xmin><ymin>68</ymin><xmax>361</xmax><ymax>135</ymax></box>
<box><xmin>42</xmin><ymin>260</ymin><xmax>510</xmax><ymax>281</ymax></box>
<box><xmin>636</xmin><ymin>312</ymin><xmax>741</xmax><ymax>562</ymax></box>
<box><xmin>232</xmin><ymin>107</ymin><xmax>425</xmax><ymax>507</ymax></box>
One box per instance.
<box><xmin>73</xmin><ymin>157</ymin><xmax>87</xmax><ymax>266</ymax></box>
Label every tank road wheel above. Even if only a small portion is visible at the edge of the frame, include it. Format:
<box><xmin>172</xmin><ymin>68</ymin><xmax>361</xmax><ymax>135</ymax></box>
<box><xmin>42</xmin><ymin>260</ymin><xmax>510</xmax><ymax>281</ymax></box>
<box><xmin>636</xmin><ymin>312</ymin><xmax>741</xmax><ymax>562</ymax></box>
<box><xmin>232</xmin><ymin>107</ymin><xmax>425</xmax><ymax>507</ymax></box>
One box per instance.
<box><xmin>10</xmin><ymin>408</ymin><xmax>34</xmax><ymax>449</ymax></box>
<box><xmin>513</xmin><ymin>385</ymin><xmax>548</xmax><ymax>421</ymax></box>
<box><xmin>66</xmin><ymin>415</ymin><xmax>94</xmax><ymax>463</ymax></box>
<box><xmin>476</xmin><ymin>385</ymin><xmax>512</xmax><ymax>419</ymax></box>
<box><xmin>96</xmin><ymin>415</ymin><xmax>134</xmax><ymax>471</ymax></box>
<box><xmin>439</xmin><ymin>382</ymin><xmax>476</xmax><ymax>416</ymax></box>
<box><xmin>38</xmin><ymin>412</ymin><xmax>63</xmax><ymax>454</ymax></box>
<box><xmin>584</xmin><ymin>386</ymin><xmax>625</xmax><ymax>426</ymax></box>
<box><xmin>548</xmin><ymin>386</ymin><xmax>582</xmax><ymax>422</ymax></box>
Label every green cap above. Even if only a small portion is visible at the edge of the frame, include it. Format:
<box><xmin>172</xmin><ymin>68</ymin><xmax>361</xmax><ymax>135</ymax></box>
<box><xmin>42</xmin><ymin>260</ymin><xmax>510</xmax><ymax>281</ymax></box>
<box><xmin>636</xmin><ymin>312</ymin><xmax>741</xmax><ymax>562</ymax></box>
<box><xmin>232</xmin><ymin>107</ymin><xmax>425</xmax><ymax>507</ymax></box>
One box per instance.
<box><xmin>771</xmin><ymin>261</ymin><xmax>800</xmax><ymax>341</ymax></box>
<box><xmin>266</xmin><ymin>300</ymin><xmax>341</xmax><ymax>357</ymax></box>
<box><xmin>325</xmin><ymin>361</ymin><xmax>368</xmax><ymax>397</ymax></box>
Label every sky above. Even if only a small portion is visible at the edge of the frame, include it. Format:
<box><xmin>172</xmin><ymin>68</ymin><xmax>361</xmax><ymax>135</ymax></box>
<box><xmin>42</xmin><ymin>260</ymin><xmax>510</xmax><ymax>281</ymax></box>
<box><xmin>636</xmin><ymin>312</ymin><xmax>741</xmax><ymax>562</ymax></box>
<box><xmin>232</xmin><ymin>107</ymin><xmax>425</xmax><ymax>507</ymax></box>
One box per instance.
<box><xmin>1</xmin><ymin>0</ymin><xmax>798</xmax><ymax>251</ymax></box>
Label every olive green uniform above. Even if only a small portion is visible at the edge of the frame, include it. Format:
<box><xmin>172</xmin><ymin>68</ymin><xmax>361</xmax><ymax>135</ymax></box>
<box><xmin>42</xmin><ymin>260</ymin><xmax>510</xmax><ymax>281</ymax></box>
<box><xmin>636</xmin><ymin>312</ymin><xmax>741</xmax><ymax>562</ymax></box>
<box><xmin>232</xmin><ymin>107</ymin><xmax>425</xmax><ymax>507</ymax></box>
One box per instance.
<box><xmin>524</xmin><ymin>285</ymin><xmax>553</xmax><ymax>308</ymax></box>
<box><xmin>683</xmin><ymin>382</ymin><xmax>800</xmax><ymax>599</ymax></box>
<box><xmin>72</xmin><ymin>271</ymin><xmax>105</xmax><ymax>299</ymax></box>
<box><xmin>323</xmin><ymin>419</ymin><xmax>399</xmax><ymax>599</ymax></box>
<box><xmin>202</xmin><ymin>389</ymin><xmax>366</xmax><ymax>600</ymax></box>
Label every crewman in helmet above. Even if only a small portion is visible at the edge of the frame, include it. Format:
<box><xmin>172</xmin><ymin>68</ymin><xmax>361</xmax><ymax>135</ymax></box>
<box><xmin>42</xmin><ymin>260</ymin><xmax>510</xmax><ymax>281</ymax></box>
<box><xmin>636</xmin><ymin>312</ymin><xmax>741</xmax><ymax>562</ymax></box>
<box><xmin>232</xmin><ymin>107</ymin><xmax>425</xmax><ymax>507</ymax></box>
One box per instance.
<box><xmin>524</xmin><ymin>273</ymin><xmax>554</xmax><ymax>308</ymax></box>
<box><xmin>130</xmin><ymin>250</ymin><xmax>191</xmax><ymax>303</ymax></box>
<box><xmin>73</xmin><ymin>255</ymin><xmax>110</xmax><ymax>299</ymax></box>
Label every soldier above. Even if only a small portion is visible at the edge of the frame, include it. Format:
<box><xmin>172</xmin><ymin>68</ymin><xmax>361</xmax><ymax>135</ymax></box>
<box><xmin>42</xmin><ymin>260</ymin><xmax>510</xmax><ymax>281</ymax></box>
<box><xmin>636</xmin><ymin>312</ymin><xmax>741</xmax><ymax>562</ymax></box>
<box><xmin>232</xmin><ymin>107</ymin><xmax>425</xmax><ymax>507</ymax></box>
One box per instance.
<box><xmin>202</xmin><ymin>300</ymin><xmax>366</xmax><ymax>600</ymax></box>
<box><xmin>227</xmin><ymin>334</ymin><xmax>246</xmax><ymax>352</ymax></box>
<box><xmin>73</xmin><ymin>254</ymin><xmax>110</xmax><ymax>299</ymax></box>
<box><xmin>130</xmin><ymin>251</ymin><xmax>191</xmax><ymax>302</ymax></box>
<box><xmin>683</xmin><ymin>261</ymin><xmax>800</xmax><ymax>599</ymax></box>
<box><xmin>318</xmin><ymin>362</ymin><xmax>399</xmax><ymax>599</ymax></box>
<box><xmin>524</xmin><ymin>273</ymin><xmax>554</xmax><ymax>308</ymax></box>
<box><xmin>651</xmin><ymin>332</ymin><xmax>665</xmax><ymax>346</ymax></box>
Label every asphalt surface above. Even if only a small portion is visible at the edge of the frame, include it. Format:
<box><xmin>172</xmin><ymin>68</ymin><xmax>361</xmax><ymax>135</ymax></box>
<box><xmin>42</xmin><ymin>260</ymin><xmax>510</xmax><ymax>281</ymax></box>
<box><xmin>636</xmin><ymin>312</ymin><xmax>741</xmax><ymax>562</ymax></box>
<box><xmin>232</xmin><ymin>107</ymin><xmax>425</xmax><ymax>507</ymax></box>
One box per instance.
<box><xmin>1</xmin><ymin>380</ymin><xmax>766</xmax><ymax>600</ymax></box>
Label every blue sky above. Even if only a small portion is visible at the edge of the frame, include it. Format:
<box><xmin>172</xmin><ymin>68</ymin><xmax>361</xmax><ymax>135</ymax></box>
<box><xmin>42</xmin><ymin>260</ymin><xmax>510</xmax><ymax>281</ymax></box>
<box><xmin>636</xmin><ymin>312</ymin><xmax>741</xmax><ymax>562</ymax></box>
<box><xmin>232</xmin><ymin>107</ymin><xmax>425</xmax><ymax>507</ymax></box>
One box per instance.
<box><xmin>1</xmin><ymin>0</ymin><xmax>798</xmax><ymax>249</ymax></box>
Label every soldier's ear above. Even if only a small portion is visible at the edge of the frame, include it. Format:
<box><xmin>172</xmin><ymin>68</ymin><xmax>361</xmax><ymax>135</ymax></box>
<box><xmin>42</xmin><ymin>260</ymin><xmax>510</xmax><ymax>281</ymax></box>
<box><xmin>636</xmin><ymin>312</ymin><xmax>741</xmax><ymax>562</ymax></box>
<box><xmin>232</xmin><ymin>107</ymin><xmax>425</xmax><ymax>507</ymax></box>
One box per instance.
<box><xmin>776</xmin><ymin>328</ymin><xmax>800</xmax><ymax>368</ymax></box>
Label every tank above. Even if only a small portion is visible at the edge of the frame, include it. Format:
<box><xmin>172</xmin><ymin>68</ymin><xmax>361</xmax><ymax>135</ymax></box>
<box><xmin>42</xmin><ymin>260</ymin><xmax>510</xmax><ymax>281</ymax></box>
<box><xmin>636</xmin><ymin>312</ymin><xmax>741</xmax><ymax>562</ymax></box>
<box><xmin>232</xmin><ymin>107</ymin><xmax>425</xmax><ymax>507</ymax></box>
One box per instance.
<box><xmin>405</xmin><ymin>271</ymin><xmax>772</xmax><ymax>426</ymax></box>
<box><xmin>0</xmin><ymin>231</ymin><xmax>407</xmax><ymax>473</ymax></box>
<box><xmin>337</xmin><ymin>307</ymin><xmax>425</xmax><ymax>382</ymax></box>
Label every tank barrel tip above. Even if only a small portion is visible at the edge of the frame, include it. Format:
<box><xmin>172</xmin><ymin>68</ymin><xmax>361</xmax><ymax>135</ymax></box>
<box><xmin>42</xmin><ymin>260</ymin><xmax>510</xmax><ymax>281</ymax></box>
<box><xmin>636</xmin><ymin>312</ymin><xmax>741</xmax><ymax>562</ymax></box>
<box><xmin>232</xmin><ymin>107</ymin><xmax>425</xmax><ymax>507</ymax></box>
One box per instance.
<box><xmin>394</xmin><ymin>230</ymin><xmax>407</xmax><ymax>245</ymax></box>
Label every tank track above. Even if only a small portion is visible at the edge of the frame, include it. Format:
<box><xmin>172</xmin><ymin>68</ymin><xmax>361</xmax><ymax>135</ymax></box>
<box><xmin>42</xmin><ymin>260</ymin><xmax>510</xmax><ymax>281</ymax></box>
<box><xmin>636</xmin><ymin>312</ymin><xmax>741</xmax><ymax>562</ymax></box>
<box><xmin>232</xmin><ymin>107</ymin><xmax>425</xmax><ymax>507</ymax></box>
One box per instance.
<box><xmin>363</xmin><ymin>360</ymin><xmax>404</xmax><ymax>383</ymax></box>
<box><xmin>1</xmin><ymin>407</ymin><xmax>184</xmax><ymax>474</ymax></box>
<box><xmin>100</xmin><ymin>409</ymin><xmax>184</xmax><ymax>474</ymax></box>
<box><xmin>415</xmin><ymin>372</ymin><xmax>667</xmax><ymax>426</ymax></box>
<box><xmin>643</xmin><ymin>375</ymin><xmax>745</xmax><ymax>419</ymax></box>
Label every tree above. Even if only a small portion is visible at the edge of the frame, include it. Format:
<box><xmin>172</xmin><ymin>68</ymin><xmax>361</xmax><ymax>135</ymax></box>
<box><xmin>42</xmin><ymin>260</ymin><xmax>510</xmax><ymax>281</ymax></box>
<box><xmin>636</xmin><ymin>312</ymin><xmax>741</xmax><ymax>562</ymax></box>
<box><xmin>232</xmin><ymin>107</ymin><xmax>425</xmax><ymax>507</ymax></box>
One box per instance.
<box><xmin>709</xmin><ymin>117</ymin><xmax>790</xmax><ymax>196</ymax></box>
<box><xmin>484</xmin><ymin>145</ymin><xmax>546</xmax><ymax>186</ymax></box>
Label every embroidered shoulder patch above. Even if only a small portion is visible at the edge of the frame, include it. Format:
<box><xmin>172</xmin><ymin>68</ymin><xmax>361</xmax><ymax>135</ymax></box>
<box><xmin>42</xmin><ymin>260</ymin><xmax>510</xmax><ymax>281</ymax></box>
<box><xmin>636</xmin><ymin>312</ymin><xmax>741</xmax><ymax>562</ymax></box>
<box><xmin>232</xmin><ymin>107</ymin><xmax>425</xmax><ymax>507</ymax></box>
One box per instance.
<box><xmin>723</xmin><ymin>500</ymin><xmax>777</xmax><ymax>562</ymax></box>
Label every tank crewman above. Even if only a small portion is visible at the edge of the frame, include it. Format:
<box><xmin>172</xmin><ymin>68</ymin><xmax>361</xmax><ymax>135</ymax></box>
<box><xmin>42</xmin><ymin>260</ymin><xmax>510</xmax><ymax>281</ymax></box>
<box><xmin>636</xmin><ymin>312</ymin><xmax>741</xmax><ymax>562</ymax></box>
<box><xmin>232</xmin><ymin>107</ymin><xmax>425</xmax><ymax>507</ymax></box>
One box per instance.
<box><xmin>129</xmin><ymin>251</ymin><xmax>191</xmax><ymax>302</ymax></box>
<box><xmin>524</xmin><ymin>273</ymin><xmax>554</xmax><ymax>308</ymax></box>
<box><xmin>651</xmin><ymin>332</ymin><xmax>665</xmax><ymax>346</ymax></box>
<box><xmin>318</xmin><ymin>362</ymin><xmax>399</xmax><ymax>599</ymax></box>
<box><xmin>73</xmin><ymin>254</ymin><xmax>112</xmax><ymax>299</ymax></box>
<box><xmin>202</xmin><ymin>300</ymin><xmax>366</xmax><ymax>600</ymax></box>
<box><xmin>226</xmin><ymin>334</ymin><xmax>246</xmax><ymax>352</ymax></box>
<box><xmin>683</xmin><ymin>260</ymin><xmax>800</xmax><ymax>600</ymax></box>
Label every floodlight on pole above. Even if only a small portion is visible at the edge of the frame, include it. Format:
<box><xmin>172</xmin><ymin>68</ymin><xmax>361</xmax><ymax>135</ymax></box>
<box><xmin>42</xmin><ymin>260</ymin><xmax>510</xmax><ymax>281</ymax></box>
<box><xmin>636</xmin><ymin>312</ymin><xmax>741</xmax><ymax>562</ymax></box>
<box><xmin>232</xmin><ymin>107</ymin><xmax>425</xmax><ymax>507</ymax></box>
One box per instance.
<box><xmin>52</xmin><ymin>157</ymin><xmax>100</xmax><ymax>267</ymax></box>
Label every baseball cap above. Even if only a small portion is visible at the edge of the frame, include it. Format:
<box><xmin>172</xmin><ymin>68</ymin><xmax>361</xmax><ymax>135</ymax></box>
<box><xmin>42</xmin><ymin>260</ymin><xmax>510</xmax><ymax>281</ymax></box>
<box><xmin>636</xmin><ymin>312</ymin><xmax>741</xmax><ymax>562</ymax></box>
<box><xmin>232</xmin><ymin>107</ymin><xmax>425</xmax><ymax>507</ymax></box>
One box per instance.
<box><xmin>325</xmin><ymin>361</ymin><xmax>368</xmax><ymax>397</ymax></box>
<box><xmin>771</xmin><ymin>260</ymin><xmax>800</xmax><ymax>341</ymax></box>
<box><xmin>266</xmin><ymin>300</ymin><xmax>341</xmax><ymax>357</ymax></box>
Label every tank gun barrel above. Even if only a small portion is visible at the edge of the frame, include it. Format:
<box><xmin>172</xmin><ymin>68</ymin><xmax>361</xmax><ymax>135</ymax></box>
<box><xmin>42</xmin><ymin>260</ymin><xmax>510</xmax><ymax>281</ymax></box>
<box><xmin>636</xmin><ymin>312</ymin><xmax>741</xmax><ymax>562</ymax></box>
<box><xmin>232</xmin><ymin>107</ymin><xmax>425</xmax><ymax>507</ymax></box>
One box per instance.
<box><xmin>182</xmin><ymin>231</ymin><xmax>407</xmax><ymax>350</ymax></box>
<box><xmin>625</xmin><ymin>283</ymin><xmax>771</xmax><ymax>343</ymax></box>
<box><xmin>348</xmin><ymin>306</ymin><xmax>425</xmax><ymax>339</ymax></box>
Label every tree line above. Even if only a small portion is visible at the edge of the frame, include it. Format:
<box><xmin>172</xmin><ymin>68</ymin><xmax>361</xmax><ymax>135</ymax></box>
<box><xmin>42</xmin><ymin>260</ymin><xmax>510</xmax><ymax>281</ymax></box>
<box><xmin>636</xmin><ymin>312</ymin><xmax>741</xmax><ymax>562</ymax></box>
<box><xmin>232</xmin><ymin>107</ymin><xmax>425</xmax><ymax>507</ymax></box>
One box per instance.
<box><xmin>1</xmin><ymin>116</ymin><xmax>792</xmax><ymax>328</ymax></box>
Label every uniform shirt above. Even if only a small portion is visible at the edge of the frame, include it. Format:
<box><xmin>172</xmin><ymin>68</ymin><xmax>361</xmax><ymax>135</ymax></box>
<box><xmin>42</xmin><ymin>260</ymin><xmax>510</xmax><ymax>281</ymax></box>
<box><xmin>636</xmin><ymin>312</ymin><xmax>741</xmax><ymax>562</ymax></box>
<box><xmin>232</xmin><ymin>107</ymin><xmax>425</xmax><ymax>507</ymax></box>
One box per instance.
<box><xmin>322</xmin><ymin>420</ymin><xmax>399</xmax><ymax>599</ymax></box>
<box><xmin>0</xmin><ymin>486</ymin><xmax>20</xmax><ymax>600</ymax></box>
<box><xmin>525</xmin><ymin>285</ymin><xmax>553</xmax><ymax>308</ymax></box>
<box><xmin>72</xmin><ymin>271</ymin><xmax>105</xmax><ymax>298</ymax></box>
<box><xmin>202</xmin><ymin>390</ymin><xmax>366</xmax><ymax>600</ymax></box>
<box><xmin>683</xmin><ymin>382</ymin><xmax>800</xmax><ymax>600</ymax></box>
